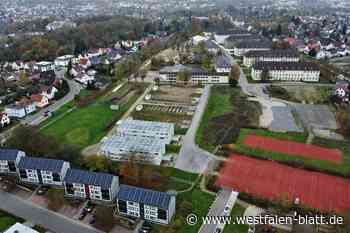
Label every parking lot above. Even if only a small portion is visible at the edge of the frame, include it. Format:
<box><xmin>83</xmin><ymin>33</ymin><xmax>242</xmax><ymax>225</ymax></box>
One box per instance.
<box><xmin>292</xmin><ymin>103</ymin><xmax>338</xmax><ymax>130</ymax></box>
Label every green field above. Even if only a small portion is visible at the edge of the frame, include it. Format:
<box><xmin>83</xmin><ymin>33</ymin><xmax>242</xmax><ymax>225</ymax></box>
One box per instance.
<box><xmin>234</xmin><ymin>128</ymin><xmax>350</xmax><ymax>177</ymax></box>
<box><xmin>153</xmin><ymin>184</ymin><xmax>215</xmax><ymax>233</ymax></box>
<box><xmin>196</xmin><ymin>86</ymin><xmax>261</xmax><ymax>152</ymax></box>
<box><xmin>223</xmin><ymin>204</ymin><xmax>248</xmax><ymax>233</ymax></box>
<box><xmin>0</xmin><ymin>211</ymin><xmax>24</xmax><ymax>231</ymax></box>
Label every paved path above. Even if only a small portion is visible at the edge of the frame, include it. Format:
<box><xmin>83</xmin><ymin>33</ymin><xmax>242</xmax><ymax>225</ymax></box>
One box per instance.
<box><xmin>0</xmin><ymin>189</ymin><xmax>102</xmax><ymax>233</ymax></box>
<box><xmin>174</xmin><ymin>85</ymin><xmax>215</xmax><ymax>173</ymax></box>
<box><xmin>198</xmin><ymin>189</ymin><xmax>238</xmax><ymax>233</ymax></box>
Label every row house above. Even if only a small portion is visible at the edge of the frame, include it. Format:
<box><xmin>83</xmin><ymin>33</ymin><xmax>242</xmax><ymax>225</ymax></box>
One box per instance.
<box><xmin>39</xmin><ymin>85</ymin><xmax>58</xmax><ymax>100</ymax></box>
<box><xmin>101</xmin><ymin>135</ymin><xmax>166</xmax><ymax>165</ymax></box>
<box><xmin>0</xmin><ymin>112</ymin><xmax>10</xmax><ymax>128</ymax></box>
<box><xmin>0</xmin><ymin>149</ymin><xmax>25</xmax><ymax>174</ymax></box>
<box><xmin>159</xmin><ymin>64</ymin><xmax>229</xmax><ymax>84</ymax></box>
<box><xmin>54</xmin><ymin>55</ymin><xmax>74</xmax><ymax>67</ymax></box>
<box><xmin>233</xmin><ymin>41</ymin><xmax>272</xmax><ymax>57</ymax></box>
<box><xmin>243</xmin><ymin>49</ymin><xmax>300</xmax><ymax>67</ymax></box>
<box><xmin>17</xmin><ymin>157</ymin><xmax>70</xmax><ymax>186</ymax></box>
<box><xmin>64</xmin><ymin>169</ymin><xmax>119</xmax><ymax>202</ymax></box>
<box><xmin>251</xmin><ymin>62</ymin><xmax>320</xmax><ymax>82</ymax></box>
<box><xmin>5</xmin><ymin>97</ymin><xmax>36</xmax><ymax>118</ymax></box>
<box><xmin>116</xmin><ymin>185</ymin><xmax>176</xmax><ymax>225</ymax></box>
<box><xmin>34</xmin><ymin>61</ymin><xmax>55</xmax><ymax>73</ymax></box>
<box><xmin>116</xmin><ymin>119</ymin><xmax>175</xmax><ymax>145</ymax></box>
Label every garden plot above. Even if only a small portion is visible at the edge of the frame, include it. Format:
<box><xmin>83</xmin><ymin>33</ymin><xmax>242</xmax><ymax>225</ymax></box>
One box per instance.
<box><xmin>151</xmin><ymin>86</ymin><xmax>201</xmax><ymax>104</ymax></box>
<box><xmin>143</xmin><ymin>103</ymin><xmax>195</xmax><ymax>115</ymax></box>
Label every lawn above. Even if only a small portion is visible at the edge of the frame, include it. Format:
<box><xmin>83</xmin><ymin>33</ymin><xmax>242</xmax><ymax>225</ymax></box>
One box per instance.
<box><xmin>233</xmin><ymin>128</ymin><xmax>350</xmax><ymax>178</ymax></box>
<box><xmin>223</xmin><ymin>204</ymin><xmax>248</xmax><ymax>233</ymax></box>
<box><xmin>0</xmin><ymin>211</ymin><xmax>24</xmax><ymax>231</ymax></box>
<box><xmin>196</xmin><ymin>86</ymin><xmax>261</xmax><ymax>152</ymax></box>
<box><xmin>152</xmin><ymin>184</ymin><xmax>215</xmax><ymax>233</ymax></box>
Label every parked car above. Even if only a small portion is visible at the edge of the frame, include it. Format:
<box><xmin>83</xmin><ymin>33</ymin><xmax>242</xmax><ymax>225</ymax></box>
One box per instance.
<box><xmin>78</xmin><ymin>209</ymin><xmax>87</xmax><ymax>220</ymax></box>
<box><xmin>223</xmin><ymin>206</ymin><xmax>230</xmax><ymax>214</ymax></box>
<box><xmin>89</xmin><ymin>216</ymin><xmax>96</xmax><ymax>225</ymax></box>
<box><xmin>37</xmin><ymin>186</ymin><xmax>49</xmax><ymax>195</ymax></box>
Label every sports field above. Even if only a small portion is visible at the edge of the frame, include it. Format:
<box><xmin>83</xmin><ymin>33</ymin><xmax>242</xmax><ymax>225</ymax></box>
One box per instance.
<box><xmin>243</xmin><ymin>135</ymin><xmax>343</xmax><ymax>164</ymax></box>
<box><xmin>216</xmin><ymin>154</ymin><xmax>350</xmax><ymax>212</ymax></box>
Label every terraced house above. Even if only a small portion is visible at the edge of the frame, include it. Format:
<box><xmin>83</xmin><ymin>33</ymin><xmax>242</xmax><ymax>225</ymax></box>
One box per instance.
<box><xmin>17</xmin><ymin>157</ymin><xmax>70</xmax><ymax>186</ymax></box>
<box><xmin>243</xmin><ymin>49</ymin><xmax>300</xmax><ymax>67</ymax></box>
<box><xmin>0</xmin><ymin>149</ymin><xmax>25</xmax><ymax>174</ymax></box>
<box><xmin>64</xmin><ymin>169</ymin><xmax>119</xmax><ymax>202</ymax></box>
<box><xmin>251</xmin><ymin>62</ymin><xmax>320</xmax><ymax>82</ymax></box>
<box><xmin>116</xmin><ymin>185</ymin><xmax>176</xmax><ymax>224</ymax></box>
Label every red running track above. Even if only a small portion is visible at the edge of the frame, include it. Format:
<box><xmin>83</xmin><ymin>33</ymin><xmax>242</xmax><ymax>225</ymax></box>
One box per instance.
<box><xmin>243</xmin><ymin>135</ymin><xmax>343</xmax><ymax>164</ymax></box>
<box><xmin>216</xmin><ymin>154</ymin><xmax>350</xmax><ymax>212</ymax></box>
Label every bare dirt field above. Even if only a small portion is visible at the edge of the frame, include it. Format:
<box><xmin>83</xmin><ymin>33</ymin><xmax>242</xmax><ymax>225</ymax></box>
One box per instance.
<box><xmin>151</xmin><ymin>86</ymin><xmax>200</xmax><ymax>104</ymax></box>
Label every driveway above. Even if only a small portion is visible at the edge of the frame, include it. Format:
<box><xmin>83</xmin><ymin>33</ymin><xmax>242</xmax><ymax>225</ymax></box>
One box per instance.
<box><xmin>0</xmin><ymin>189</ymin><xmax>102</xmax><ymax>233</ymax></box>
<box><xmin>174</xmin><ymin>85</ymin><xmax>214</xmax><ymax>173</ymax></box>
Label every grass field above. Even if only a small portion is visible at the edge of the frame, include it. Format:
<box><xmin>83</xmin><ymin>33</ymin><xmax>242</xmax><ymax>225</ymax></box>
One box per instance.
<box><xmin>41</xmin><ymin>83</ymin><xmax>145</xmax><ymax>149</ymax></box>
<box><xmin>196</xmin><ymin>86</ymin><xmax>261</xmax><ymax>152</ymax></box>
<box><xmin>152</xmin><ymin>184</ymin><xmax>215</xmax><ymax>233</ymax></box>
<box><xmin>234</xmin><ymin>128</ymin><xmax>350</xmax><ymax>177</ymax></box>
<box><xmin>0</xmin><ymin>211</ymin><xmax>24</xmax><ymax>231</ymax></box>
<box><xmin>223</xmin><ymin>204</ymin><xmax>248</xmax><ymax>233</ymax></box>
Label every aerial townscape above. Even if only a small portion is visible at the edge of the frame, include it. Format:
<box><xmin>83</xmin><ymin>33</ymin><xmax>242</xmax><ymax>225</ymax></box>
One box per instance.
<box><xmin>1</xmin><ymin>0</ymin><xmax>350</xmax><ymax>233</ymax></box>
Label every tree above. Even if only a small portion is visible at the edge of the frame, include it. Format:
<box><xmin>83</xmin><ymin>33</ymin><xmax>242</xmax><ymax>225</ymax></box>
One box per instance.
<box><xmin>115</xmin><ymin>63</ymin><xmax>125</xmax><ymax>81</ymax></box>
<box><xmin>66</xmin><ymin>60</ymin><xmax>73</xmax><ymax>78</ymax></box>
<box><xmin>176</xmin><ymin>69</ymin><xmax>191</xmax><ymax>85</ymax></box>
<box><xmin>18</xmin><ymin>71</ymin><xmax>30</xmax><ymax>86</ymax></box>
<box><xmin>84</xmin><ymin>155</ymin><xmax>112</xmax><ymax>172</ymax></box>
<box><xmin>118</xmin><ymin>154</ymin><xmax>142</xmax><ymax>186</ymax></box>
<box><xmin>309</xmin><ymin>48</ymin><xmax>317</xmax><ymax>57</ymax></box>
<box><xmin>229</xmin><ymin>64</ymin><xmax>240</xmax><ymax>87</ymax></box>
<box><xmin>276</xmin><ymin>24</ymin><xmax>282</xmax><ymax>36</ymax></box>
<box><xmin>261</xmin><ymin>69</ymin><xmax>270</xmax><ymax>83</ymax></box>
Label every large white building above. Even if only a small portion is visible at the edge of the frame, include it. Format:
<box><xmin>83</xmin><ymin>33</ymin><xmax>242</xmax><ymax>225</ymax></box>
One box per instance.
<box><xmin>251</xmin><ymin>62</ymin><xmax>320</xmax><ymax>82</ymax></box>
<box><xmin>243</xmin><ymin>49</ymin><xmax>300</xmax><ymax>67</ymax></box>
<box><xmin>159</xmin><ymin>64</ymin><xmax>228</xmax><ymax>84</ymax></box>
<box><xmin>34</xmin><ymin>61</ymin><xmax>55</xmax><ymax>73</ymax></box>
<box><xmin>101</xmin><ymin>135</ymin><xmax>166</xmax><ymax>165</ymax></box>
<box><xmin>64</xmin><ymin>169</ymin><xmax>119</xmax><ymax>202</ymax></box>
<box><xmin>17</xmin><ymin>157</ymin><xmax>70</xmax><ymax>186</ymax></box>
<box><xmin>0</xmin><ymin>149</ymin><xmax>25</xmax><ymax>174</ymax></box>
<box><xmin>116</xmin><ymin>185</ymin><xmax>176</xmax><ymax>224</ymax></box>
<box><xmin>233</xmin><ymin>41</ymin><xmax>272</xmax><ymax>56</ymax></box>
<box><xmin>54</xmin><ymin>55</ymin><xmax>74</xmax><ymax>67</ymax></box>
<box><xmin>116</xmin><ymin>119</ymin><xmax>174</xmax><ymax>144</ymax></box>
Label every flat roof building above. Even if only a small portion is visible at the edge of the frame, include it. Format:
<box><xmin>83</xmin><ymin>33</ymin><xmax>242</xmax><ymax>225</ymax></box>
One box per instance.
<box><xmin>117</xmin><ymin>119</ymin><xmax>174</xmax><ymax>144</ymax></box>
<box><xmin>101</xmin><ymin>135</ymin><xmax>165</xmax><ymax>165</ymax></box>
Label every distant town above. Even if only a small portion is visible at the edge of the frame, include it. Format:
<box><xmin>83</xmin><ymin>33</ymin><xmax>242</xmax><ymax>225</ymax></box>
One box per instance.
<box><xmin>0</xmin><ymin>1</ymin><xmax>350</xmax><ymax>233</ymax></box>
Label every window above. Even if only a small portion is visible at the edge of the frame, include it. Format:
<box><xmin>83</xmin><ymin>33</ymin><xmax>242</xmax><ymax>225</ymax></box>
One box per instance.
<box><xmin>19</xmin><ymin>169</ymin><xmax>27</xmax><ymax>179</ymax></box>
<box><xmin>158</xmin><ymin>209</ymin><xmax>167</xmax><ymax>220</ymax></box>
<box><xmin>52</xmin><ymin>173</ymin><xmax>61</xmax><ymax>182</ymax></box>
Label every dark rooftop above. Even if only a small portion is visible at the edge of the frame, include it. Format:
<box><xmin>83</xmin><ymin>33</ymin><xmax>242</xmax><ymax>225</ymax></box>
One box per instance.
<box><xmin>18</xmin><ymin>157</ymin><xmax>66</xmax><ymax>173</ymax></box>
<box><xmin>64</xmin><ymin>169</ymin><xmax>115</xmax><ymax>189</ymax></box>
<box><xmin>0</xmin><ymin>149</ymin><xmax>24</xmax><ymax>161</ymax></box>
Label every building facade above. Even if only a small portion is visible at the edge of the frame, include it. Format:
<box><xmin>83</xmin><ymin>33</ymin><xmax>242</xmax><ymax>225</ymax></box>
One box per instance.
<box><xmin>233</xmin><ymin>41</ymin><xmax>272</xmax><ymax>56</ymax></box>
<box><xmin>34</xmin><ymin>61</ymin><xmax>55</xmax><ymax>73</ymax></box>
<box><xmin>116</xmin><ymin>119</ymin><xmax>174</xmax><ymax>144</ymax></box>
<box><xmin>17</xmin><ymin>157</ymin><xmax>70</xmax><ymax>186</ymax></box>
<box><xmin>116</xmin><ymin>185</ymin><xmax>176</xmax><ymax>224</ymax></box>
<box><xmin>101</xmin><ymin>135</ymin><xmax>165</xmax><ymax>165</ymax></box>
<box><xmin>54</xmin><ymin>55</ymin><xmax>74</xmax><ymax>67</ymax></box>
<box><xmin>0</xmin><ymin>149</ymin><xmax>25</xmax><ymax>174</ymax></box>
<box><xmin>251</xmin><ymin>62</ymin><xmax>320</xmax><ymax>82</ymax></box>
<box><xmin>243</xmin><ymin>49</ymin><xmax>300</xmax><ymax>67</ymax></box>
<box><xmin>64</xmin><ymin>169</ymin><xmax>119</xmax><ymax>202</ymax></box>
<box><xmin>159</xmin><ymin>64</ymin><xmax>228</xmax><ymax>84</ymax></box>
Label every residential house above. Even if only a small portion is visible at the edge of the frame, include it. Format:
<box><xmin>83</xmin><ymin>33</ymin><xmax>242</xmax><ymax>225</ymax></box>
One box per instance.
<box><xmin>251</xmin><ymin>62</ymin><xmax>320</xmax><ymax>82</ymax></box>
<box><xmin>4</xmin><ymin>223</ymin><xmax>39</xmax><ymax>233</ymax></box>
<box><xmin>0</xmin><ymin>149</ymin><xmax>25</xmax><ymax>174</ymax></box>
<box><xmin>214</xmin><ymin>55</ymin><xmax>232</xmax><ymax>73</ymax></box>
<box><xmin>204</xmin><ymin>40</ymin><xmax>220</xmax><ymax>54</ymax></box>
<box><xmin>34</xmin><ymin>61</ymin><xmax>55</xmax><ymax>73</ymax></box>
<box><xmin>64</xmin><ymin>169</ymin><xmax>119</xmax><ymax>202</ymax></box>
<box><xmin>116</xmin><ymin>184</ymin><xmax>176</xmax><ymax>225</ymax></box>
<box><xmin>335</xmin><ymin>80</ymin><xmax>350</xmax><ymax>102</ymax></box>
<box><xmin>116</xmin><ymin>119</ymin><xmax>174</xmax><ymax>144</ymax></box>
<box><xmin>0</xmin><ymin>112</ymin><xmax>10</xmax><ymax>128</ymax></box>
<box><xmin>243</xmin><ymin>49</ymin><xmax>300</xmax><ymax>67</ymax></box>
<box><xmin>17</xmin><ymin>157</ymin><xmax>70</xmax><ymax>186</ymax></box>
<box><xmin>100</xmin><ymin>135</ymin><xmax>166</xmax><ymax>165</ymax></box>
<box><xmin>39</xmin><ymin>85</ymin><xmax>58</xmax><ymax>100</ymax></box>
<box><xmin>31</xmin><ymin>94</ymin><xmax>49</xmax><ymax>108</ymax></box>
<box><xmin>5</xmin><ymin>98</ymin><xmax>36</xmax><ymax>118</ymax></box>
<box><xmin>54</xmin><ymin>55</ymin><xmax>74</xmax><ymax>67</ymax></box>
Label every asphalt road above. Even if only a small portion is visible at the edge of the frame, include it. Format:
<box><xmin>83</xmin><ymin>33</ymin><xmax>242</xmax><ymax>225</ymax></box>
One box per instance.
<box><xmin>174</xmin><ymin>85</ymin><xmax>214</xmax><ymax>174</ymax></box>
<box><xmin>23</xmin><ymin>70</ymin><xmax>82</xmax><ymax>126</ymax></box>
<box><xmin>198</xmin><ymin>189</ymin><xmax>238</xmax><ymax>233</ymax></box>
<box><xmin>0</xmin><ymin>189</ymin><xmax>102</xmax><ymax>233</ymax></box>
